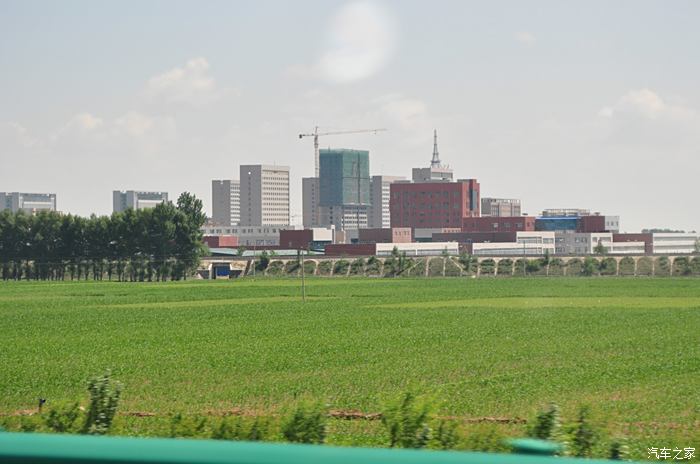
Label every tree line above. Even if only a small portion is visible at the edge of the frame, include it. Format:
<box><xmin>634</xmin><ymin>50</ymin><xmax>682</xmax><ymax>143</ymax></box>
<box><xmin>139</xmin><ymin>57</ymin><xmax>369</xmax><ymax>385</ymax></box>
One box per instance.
<box><xmin>0</xmin><ymin>192</ymin><xmax>207</xmax><ymax>281</ymax></box>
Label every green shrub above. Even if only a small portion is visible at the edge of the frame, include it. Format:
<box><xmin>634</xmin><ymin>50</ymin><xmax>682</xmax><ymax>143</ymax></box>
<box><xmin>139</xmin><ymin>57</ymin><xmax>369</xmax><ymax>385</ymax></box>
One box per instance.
<box><xmin>655</xmin><ymin>257</ymin><xmax>671</xmax><ymax>276</ymax></box>
<box><xmin>568</xmin><ymin>406</ymin><xmax>598</xmax><ymax>458</ymax></box>
<box><xmin>497</xmin><ymin>259</ymin><xmax>513</xmax><ymax>276</ymax></box>
<box><xmin>212</xmin><ymin>416</ymin><xmax>271</xmax><ymax>441</ymax></box>
<box><xmin>691</xmin><ymin>257</ymin><xmax>700</xmax><ymax>276</ymax></box>
<box><xmin>618</xmin><ymin>257</ymin><xmax>636</xmax><ymax>276</ymax></box>
<box><xmin>430</xmin><ymin>419</ymin><xmax>459</xmax><ymax>450</ymax></box>
<box><xmin>365</xmin><ymin>256</ymin><xmax>382</xmax><ymax>276</ymax></box>
<box><xmin>459</xmin><ymin>424</ymin><xmax>510</xmax><ymax>453</ymax></box>
<box><xmin>349</xmin><ymin>258</ymin><xmax>366</xmax><ymax>275</ymax></box>
<box><xmin>548</xmin><ymin>258</ymin><xmax>565</xmax><ymax>276</ymax></box>
<box><xmin>528</xmin><ymin>403</ymin><xmax>562</xmax><ymax>441</ymax></box>
<box><xmin>381</xmin><ymin>392</ymin><xmax>431</xmax><ymax>449</ymax></box>
<box><xmin>266</xmin><ymin>261</ymin><xmax>285</xmax><ymax>276</ymax></box>
<box><xmin>428</xmin><ymin>258</ymin><xmax>444</xmax><ymax>277</ymax></box>
<box><xmin>513</xmin><ymin>259</ymin><xmax>528</xmax><ymax>276</ymax></box>
<box><xmin>317</xmin><ymin>261</ymin><xmax>332</xmax><ymax>276</ymax></box>
<box><xmin>44</xmin><ymin>401</ymin><xmax>81</xmax><ymax>433</ymax></box>
<box><xmin>566</xmin><ymin>258</ymin><xmax>583</xmax><ymax>276</ymax></box>
<box><xmin>581</xmin><ymin>257</ymin><xmax>599</xmax><ymax>276</ymax></box>
<box><xmin>444</xmin><ymin>258</ymin><xmax>462</xmax><ymax>276</ymax></box>
<box><xmin>458</xmin><ymin>252</ymin><xmax>477</xmax><ymax>275</ymax></box>
<box><xmin>284</xmin><ymin>260</ymin><xmax>300</xmax><ymax>275</ymax></box>
<box><xmin>479</xmin><ymin>259</ymin><xmax>495</xmax><ymax>276</ymax></box>
<box><xmin>255</xmin><ymin>251</ymin><xmax>270</xmax><ymax>272</ymax></box>
<box><xmin>302</xmin><ymin>260</ymin><xmax>316</xmax><ymax>275</ymax></box>
<box><xmin>599</xmin><ymin>257</ymin><xmax>618</xmax><ymax>276</ymax></box>
<box><xmin>672</xmin><ymin>257</ymin><xmax>691</xmax><ymax>276</ymax></box>
<box><xmin>608</xmin><ymin>437</ymin><xmax>629</xmax><ymax>460</ymax></box>
<box><xmin>410</xmin><ymin>259</ymin><xmax>426</xmax><ymax>277</ymax></box>
<box><xmin>636</xmin><ymin>257</ymin><xmax>653</xmax><ymax>276</ymax></box>
<box><xmin>333</xmin><ymin>260</ymin><xmax>349</xmax><ymax>276</ymax></box>
<box><xmin>82</xmin><ymin>371</ymin><xmax>122</xmax><ymax>435</ymax></box>
<box><xmin>525</xmin><ymin>259</ymin><xmax>542</xmax><ymax>275</ymax></box>
<box><xmin>281</xmin><ymin>403</ymin><xmax>327</xmax><ymax>444</ymax></box>
<box><xmin>169</xmin><ymin>413</ymin><xmax>209</xmax><ymax>438</ymax></box>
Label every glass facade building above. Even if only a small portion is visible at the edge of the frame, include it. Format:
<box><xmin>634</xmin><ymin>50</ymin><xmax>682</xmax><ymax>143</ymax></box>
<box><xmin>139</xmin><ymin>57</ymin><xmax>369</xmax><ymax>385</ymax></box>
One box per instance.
<box><xmin>319</xmin><ymin>149</ymin><xmax>370</xmax><ymax>207</ymax></box>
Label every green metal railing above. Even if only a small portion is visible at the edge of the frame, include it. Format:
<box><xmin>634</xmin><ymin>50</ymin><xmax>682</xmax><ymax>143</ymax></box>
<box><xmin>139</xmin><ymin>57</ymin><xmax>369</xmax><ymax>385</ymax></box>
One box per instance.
<box><xmin>0</xmin><ymin>432</ymin><xmax>639</xmax><ymax>464</ymax></box>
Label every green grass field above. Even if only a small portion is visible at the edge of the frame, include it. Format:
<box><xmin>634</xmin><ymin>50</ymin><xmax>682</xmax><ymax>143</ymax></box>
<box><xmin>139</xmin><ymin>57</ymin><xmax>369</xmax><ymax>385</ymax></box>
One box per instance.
<box><xmin>1</xmin><ymin>278</ymin><xmax>699</xmax><ymax>456</ymax></box>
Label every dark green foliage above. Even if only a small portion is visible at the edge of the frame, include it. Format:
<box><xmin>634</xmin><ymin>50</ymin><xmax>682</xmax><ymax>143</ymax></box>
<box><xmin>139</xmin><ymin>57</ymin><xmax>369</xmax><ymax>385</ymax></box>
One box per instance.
<box><xmin>284</xmin><ymin>260</ymin><xmax>300</xmax><ymax>275</ymax></box>
<box><xmin>427</xmin><ymin>257</ymin><xmax>444</xmax><ymax>277</ymax></box>
<box><xmin>381</xmin><ymin>392</ymin><xmax>431</xmax><ymax>449</ymax></box>
<box><xmin>496</xmin><ymin>259</ymin><xmax>513</xmax><ymax>276</ymax></box>
<box><xmin>0</xmin><ymin>193</ymin><xmax>206</xmax><ymax>281</ymax></box>
<box><xmin>169</xmin><ymin>413</ymin><xmax>209</xmax><ymax>438</ymax></box>
<box><xmin>281</xmin><ymin>403</ymin><xmax>327</xmax><ymax>444</ymax></box>
<box><xmin>566</xmin><ymin>258</ymin><xmax>583</xmax><ymax>276</ymax></box>
<box><xmin>256</xmin><ymin>251</ymin><xmax>270</xmax><ymax>272</ymax></box>
<box><xmin>365</xmin><ymin>256</ymin><xmax>382</xmax><ymax>276</ymax></box>
<box><xmin>599</xmin><ymin>257</ymin><xmax>618</xmax><ymax>276</ymax></box>
<box><xmin>44</xmin><ymin>401</ymin><xmax>81</xmax><ymax>433</ymax></box>
<box><xmin>672</xmin><ymin>257</ymin><xmax>691</xmax><ymax>276</ymax></box>
<box><xmin>265</xmin><ymin>261</ymin><xmax>285</xmax><ymax>276</ymax></box>
<box><xmin>431</xmin><ymin>419</ymin><xmax>458</xmax><ymax>450</ymax></box>
<box><xmin>302</xmin><ymin>260</ymin><xmax>316</xmax><ymax>275</ymax></box>
<box><xmin>82</xmin><ymin>371</ymin><xmax>121</xmax><ymax>435</ymax></box>
<box><xmin>443</xmin><ymin>258</ymin><xmax>462</xmax><ymax>276</ymax></box>
<box><xmin>594</xmin><ymin>241</ymin><xmax>608</xmax><ymax>256</ymax></box>
<box><xmin>385</xmin><ymin>247</ymin><xmax>413</xmax><ymax>277</ymax></box>
<box><xmin>655</xmin><ymin>257</ymin><xmax>671</xmax><ymax>276</ymax></box>
<box><xmin>525</xmin><ymin>259</ymin><xmax>542</xmax><ymax>274</ymax></box>
<box><xmin>608</xmin><ymin>437</ymin><xmax>629</xmax><ymax>460</ymax></box>
<box><xmin>333</xmin><ymin>260</ymin><xmax>349</xmax><ymax>276</ymax></box>
<box><xmin>211</xmin><ymin>416</ymin><xmax>270</xmax><ymax>441</ymax></box>
<box><xmin>410</xmin><ymin>259</ymin><xmax>426</xmax><ymax>277</ymax></box>
<box><xmin>691</xmin><ymin>257</ymin><xmax>700</xmax><ymax>275</ymax></box>
<box><xmin>528</xmin><ymin>403</ymin><xmax>562</xmax><ymax>440</ymax></box>
<box><xmin>636</xmin><ymin>257</ymin><xmax>653</xmax><ymax>276</ymax></box>
<box><xmin>317</xmin><ymin>260</ymin><xmax>332</xmax><ymax>276</ymax></box>
<box><xmin>460</xmin><ymin>424</ymin><xmax>510</xmax><ymax>453</ymax></box>
<box><xmin>548</xmin><ymin>258</ymin><xmax>565</xmax><ymax>276</ymax></box>
<box><xmin>349</xmin><ymin>257</ymin><xmax>366</xmax><ymax>275</ymax></box>
<box><xmin>514</xmin><ymin>258</ymin><xmax>528</xmax><ymax>276</ymax></box>
<box><xmin>581</xmin><ymin>257</ymin><xmax>599</xmax><ymax>276</ymax></box>
<box><xmin>618</xmin><ymin>257</ymin><xmax>636</xmax><ymax>276</ymax></box>
<box><xmin>569</xmin><ymin>406</ymin><xmax>597</xmax><ymax>457</ymax></box>
<box><xmin>479</xmin><ymin>259</ymin><xmax>495</xmax><ymax>275</ymax></box>
<box><xmin>458</xmin><ymin>252</ymin><xmax>477</xmax><ymax>275</ymax></box>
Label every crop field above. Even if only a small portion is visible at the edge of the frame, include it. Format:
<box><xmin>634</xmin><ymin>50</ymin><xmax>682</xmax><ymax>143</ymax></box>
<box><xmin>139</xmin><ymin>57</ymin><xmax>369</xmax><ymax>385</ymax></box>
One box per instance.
<box><xmin>1</xmin><ymin>277</ymin><xmax>699</xmax><ymax>457</ymax></box>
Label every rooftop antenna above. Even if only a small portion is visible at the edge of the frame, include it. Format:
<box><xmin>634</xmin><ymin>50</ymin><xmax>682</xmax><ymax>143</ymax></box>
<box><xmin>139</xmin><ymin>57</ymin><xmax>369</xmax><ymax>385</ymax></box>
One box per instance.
<box><xmin>431</xmin><ymin>129</ymin><xmax>441</xmax><ymax>168</ymax></box>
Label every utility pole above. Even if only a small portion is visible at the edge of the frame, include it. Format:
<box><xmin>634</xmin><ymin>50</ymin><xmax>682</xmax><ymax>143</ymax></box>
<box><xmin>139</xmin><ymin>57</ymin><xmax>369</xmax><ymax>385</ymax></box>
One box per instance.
<box><xmin>300</xmin><ymin>248</ymin><xmax>306</xmax><ymax>303</ymax></box>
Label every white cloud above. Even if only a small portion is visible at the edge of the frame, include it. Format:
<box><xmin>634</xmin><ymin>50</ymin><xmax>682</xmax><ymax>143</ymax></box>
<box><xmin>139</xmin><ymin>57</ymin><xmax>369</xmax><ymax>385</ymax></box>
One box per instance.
<box><xmin>515</xmin><ymin>31</ymin><xmax>536</xmax><ymax>45</ymax></box>
<box><xmin>288</xmin><ymin>2</ymin><xmax>396</xmax><ymax>84</ymax></box>
<box><xmin>145</xmin><ymin>57</ymin><xmax>232</xmax><ymax>105</ymax></box>
<box><xmin>599</xmin><ymin>88</ymin><xmax>696</xmax><ymax>121</ymax></box>
<box><xmin>1</xmin><ymin>122</ymin><xmax>38</xmax><ymax>148</ymax></box>
<box><xmin>375</xmin><ymin>94</ymin><xmax>427</xmax><ymax>129</ymax></box>
<box><xmin>114</xmin><ymin>111</ymin><xmax>155</xmax><ymax>137</ymax></box>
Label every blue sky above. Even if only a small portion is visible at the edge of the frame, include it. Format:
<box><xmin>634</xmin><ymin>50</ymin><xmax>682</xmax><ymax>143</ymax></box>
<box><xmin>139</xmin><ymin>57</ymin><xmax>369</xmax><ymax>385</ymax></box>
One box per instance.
<box><xmin>1</xmin><ymin>0</ymin><xmax>699</xmax><ymax>231</ymax></box>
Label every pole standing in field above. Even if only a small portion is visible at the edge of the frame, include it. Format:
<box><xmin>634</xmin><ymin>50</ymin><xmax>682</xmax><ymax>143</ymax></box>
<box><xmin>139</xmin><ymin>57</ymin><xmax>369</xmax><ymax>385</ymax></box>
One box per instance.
<box><xmin>300</xmin><ymin>248</ymin><xmax>306</xmax><ymax>303</ymax></box>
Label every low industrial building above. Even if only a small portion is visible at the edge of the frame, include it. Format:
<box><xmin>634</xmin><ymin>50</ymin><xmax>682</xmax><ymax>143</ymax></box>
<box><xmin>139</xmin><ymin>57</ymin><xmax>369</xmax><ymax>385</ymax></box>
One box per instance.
<box><xmin>652</xmin><ymin>232</ymin><xmax>699</xmax><ymax>254</ymax></box>
<box><xmin>358</xmin><ymin>227</ymin><xmax>412</xmax><ymax>244</ymax></box>
<box><xmin>466</xmin><ymin>231</ymin><xmax>556</xmax><ymax>256</ymax></box>
<box><xmin>462</xmin><ymin>216</ymin><xmax>535</xmax><ymax>233</ymax></box>
<box><xmin>279</xmin><ymin>227</ymin><xmax>336</xmax><ymax>250</ymax></box>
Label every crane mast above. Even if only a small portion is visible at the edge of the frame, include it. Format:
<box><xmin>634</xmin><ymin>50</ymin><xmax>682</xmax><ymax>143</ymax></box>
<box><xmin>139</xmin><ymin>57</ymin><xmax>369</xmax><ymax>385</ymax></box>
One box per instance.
<box><xmin>298</xmin><ymin>127</ymin><xmax>386</xmax><ymax>177</ymax></box>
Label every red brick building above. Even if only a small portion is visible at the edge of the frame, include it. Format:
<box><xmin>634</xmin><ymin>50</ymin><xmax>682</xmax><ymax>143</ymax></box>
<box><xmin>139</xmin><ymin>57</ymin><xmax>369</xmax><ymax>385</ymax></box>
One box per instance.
<box><xmin>577</xmin><ymin>215</ymin><xmax>606</xmax><ymax>233</ymax></box>
<box><xmin>461</xmin><ymin>216</ymin><xmax>535</xmax><ymax>233</ymax></box>
<box><xmin>324</xmin><ymin>243</ymin><xmax>377</xmax><ymax>256</ymax></box>
<box><xmin>358</xmin><ymin>227</ymin><xmax>412</xmax><ymax>244</ymax></box>
<box><xmin>203</xmin><ymin>235</ymin><xmax>238</xmax><ymax>248</ymax></box>
<box><xmin>390</xmin><ymin>179</ymin><xmax>480</xmax><ymax>229</ymax></box>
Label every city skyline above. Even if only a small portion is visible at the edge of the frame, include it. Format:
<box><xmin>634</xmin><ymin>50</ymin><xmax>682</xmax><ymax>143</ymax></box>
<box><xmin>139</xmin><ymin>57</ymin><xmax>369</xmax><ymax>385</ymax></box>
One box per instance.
<box><xmin>2</xmin><ymin>1</ymin><xmax>700</xmax><ymax>232</ymax></box>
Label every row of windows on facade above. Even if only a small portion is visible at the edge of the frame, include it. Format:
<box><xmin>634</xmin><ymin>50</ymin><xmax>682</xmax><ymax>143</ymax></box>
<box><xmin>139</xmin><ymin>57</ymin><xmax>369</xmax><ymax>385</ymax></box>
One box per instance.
<box><xmin>394</xmin><ymin>191</ymin><xmax>463</xmax><ymax>199</ymax></box>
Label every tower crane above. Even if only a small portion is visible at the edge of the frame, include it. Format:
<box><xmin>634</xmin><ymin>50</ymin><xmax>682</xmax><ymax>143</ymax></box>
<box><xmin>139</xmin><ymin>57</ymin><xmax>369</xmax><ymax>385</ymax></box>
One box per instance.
<box><xmin>298</xmin><ymin>126</ymin><xmax>386</xmax><ymax>177</ymax></box>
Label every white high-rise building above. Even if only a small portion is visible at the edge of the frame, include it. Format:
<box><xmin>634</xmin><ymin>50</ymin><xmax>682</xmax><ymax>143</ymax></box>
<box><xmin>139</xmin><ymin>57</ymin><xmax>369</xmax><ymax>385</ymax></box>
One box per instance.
<box><xmin>240</xmin><ymin>165</ymin><xmax>290</xmax><ymax>226</ymax></box>
<box><xmin>113</xmin><ymin>191</ymin><xmax>168</xmax><ymax>213</ymax></box>
<box><xmin>211</xmin><ymin>180</ymin><xmax>240</xmax><ymax>226</ymax></box>
<box><xmin>0</xmin><ymin>192</ymin><xmax>56</xmax><ymax>213</ymax></box>
<box><xmin>368</xmin><ymin>175</ymin><xmax>405</xmax><ymax>228</ymax></box>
